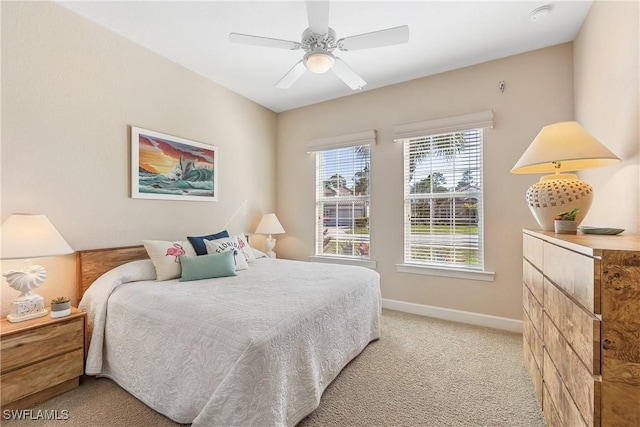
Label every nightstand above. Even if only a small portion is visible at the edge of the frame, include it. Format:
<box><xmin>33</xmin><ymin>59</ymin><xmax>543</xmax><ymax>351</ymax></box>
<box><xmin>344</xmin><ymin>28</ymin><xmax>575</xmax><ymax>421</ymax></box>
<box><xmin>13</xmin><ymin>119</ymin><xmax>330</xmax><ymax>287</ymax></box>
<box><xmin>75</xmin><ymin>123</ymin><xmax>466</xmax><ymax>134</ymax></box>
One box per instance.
<box><xmin>0</xmin><ymin>307</ymin><xmax>85</xmax><ymax>410</ymax></box>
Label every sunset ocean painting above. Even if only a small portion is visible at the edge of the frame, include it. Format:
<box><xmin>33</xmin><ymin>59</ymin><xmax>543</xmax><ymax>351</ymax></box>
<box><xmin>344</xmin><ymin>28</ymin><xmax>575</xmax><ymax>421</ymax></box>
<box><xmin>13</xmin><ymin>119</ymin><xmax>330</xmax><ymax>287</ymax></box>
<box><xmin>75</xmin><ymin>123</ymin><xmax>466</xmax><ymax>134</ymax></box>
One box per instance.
<box><xmin>131</xmin><ymin>127</ymin><xmax>218</xmax><ymax>201</ymax></box>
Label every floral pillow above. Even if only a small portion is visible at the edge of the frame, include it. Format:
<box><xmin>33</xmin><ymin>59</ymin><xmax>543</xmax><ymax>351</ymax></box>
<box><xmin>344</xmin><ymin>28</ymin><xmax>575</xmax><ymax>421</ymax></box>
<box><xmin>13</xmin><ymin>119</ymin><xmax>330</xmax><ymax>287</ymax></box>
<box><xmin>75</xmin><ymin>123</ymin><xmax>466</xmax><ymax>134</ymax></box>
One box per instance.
<box><xmin>142</xmin><ymin>240</ymin><xmax>197</xmax><ymax>280</ymax></box>
<box><xmin>204</xmin><ymin>237</ymin><xmax>249</xmax><ymax>271</ymax></box>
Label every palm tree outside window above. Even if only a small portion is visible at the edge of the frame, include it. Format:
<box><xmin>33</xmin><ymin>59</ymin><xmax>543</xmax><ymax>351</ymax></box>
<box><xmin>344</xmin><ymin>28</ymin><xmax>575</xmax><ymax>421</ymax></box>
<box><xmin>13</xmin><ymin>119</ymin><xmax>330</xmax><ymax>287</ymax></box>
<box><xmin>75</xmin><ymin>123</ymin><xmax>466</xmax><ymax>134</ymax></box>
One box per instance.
<box><xmin>403</xmin><ymin>128</ymin><xmax>484</xmax><ymax>269</ymax></box>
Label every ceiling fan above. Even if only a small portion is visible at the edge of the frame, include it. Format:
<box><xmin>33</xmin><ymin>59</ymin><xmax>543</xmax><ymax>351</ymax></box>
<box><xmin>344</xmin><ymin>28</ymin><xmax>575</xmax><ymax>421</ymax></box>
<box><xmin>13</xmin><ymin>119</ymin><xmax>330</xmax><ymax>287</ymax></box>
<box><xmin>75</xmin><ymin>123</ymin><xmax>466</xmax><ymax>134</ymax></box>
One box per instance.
<box><xmin>229</xmin><ymin>0</ymin><xmax>409</xmax><ymax>90</ymax></box>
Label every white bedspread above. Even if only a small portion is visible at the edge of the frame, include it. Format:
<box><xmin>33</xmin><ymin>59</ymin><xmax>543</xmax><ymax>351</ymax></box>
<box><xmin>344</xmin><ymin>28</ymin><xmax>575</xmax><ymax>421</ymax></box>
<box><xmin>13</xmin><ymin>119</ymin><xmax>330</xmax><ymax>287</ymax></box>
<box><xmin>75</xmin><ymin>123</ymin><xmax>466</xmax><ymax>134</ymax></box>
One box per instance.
<box><xmin>80</xmin><ymin>258</ymin><xmax>381</xmax><ymax>426</ymax></box>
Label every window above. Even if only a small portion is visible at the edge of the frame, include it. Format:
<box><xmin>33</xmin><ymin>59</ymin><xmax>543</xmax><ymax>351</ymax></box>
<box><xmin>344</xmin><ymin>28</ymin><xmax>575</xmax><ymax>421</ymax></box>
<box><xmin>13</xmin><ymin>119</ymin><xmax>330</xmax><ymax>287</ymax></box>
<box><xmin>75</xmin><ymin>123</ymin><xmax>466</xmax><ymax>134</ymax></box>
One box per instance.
<box><xmin>403</xmin><ymin>129</ymin><xmax>483</xmax><ymax>269</ymax></box>
<box><xmin>315</xmin><ymin>144</ymin><xmax>370</xmax><ymax>259</ymax></box>
<box><xmin>396</xmin><ymin>110</ymin><xmax>493</xmax><ymax>272</ymax></box>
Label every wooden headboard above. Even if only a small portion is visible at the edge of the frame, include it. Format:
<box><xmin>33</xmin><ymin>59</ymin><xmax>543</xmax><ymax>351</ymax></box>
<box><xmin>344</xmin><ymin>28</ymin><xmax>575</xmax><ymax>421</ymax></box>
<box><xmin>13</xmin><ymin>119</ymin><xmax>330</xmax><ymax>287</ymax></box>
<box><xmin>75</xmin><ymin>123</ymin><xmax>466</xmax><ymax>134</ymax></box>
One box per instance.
<box><xmin>76</xmin><ymin>245</ymin><xmax>149</xmax><ymax>299</ymax></box>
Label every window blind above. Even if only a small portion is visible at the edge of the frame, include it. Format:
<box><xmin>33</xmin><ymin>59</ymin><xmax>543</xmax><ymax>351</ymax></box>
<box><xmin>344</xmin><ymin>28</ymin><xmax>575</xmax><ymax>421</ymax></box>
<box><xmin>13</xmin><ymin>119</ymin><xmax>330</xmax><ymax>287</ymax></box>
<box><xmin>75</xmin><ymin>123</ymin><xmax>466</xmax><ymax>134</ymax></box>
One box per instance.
<box><xmin>316</xmin><ymin>144</ymin><xmax>370</xmax><ymax>259</ymax></box>
<box><xmin>403</xmin><ymin>128</ymin><xmax>484</xmax><ymax>269</ymax></box>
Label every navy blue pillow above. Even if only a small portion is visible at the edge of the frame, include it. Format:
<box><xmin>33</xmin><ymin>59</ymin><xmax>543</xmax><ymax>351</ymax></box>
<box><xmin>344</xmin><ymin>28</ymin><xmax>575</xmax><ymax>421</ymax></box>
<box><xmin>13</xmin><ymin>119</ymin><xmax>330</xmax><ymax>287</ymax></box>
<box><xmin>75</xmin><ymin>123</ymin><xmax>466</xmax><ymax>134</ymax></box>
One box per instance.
<box><xmin>187</xmin><ymin>230</ymin><xmax>230</xmax><ymax>255</ymax></box>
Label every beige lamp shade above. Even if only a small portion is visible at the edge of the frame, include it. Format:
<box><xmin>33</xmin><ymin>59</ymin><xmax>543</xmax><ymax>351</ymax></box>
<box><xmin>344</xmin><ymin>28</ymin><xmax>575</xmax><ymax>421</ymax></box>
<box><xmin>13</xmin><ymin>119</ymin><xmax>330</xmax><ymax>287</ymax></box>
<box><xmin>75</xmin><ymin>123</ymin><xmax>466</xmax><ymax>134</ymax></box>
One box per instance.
<box><xmin>254</xmin><ymin>213</ymin><xmax>285</xmax><ymax>235</ymax></box>
<box><xmin>511</xmin><ymin>121</ymin><xmax>620</xmax><ymax>174</ymax></box>
<box><xmin>511</xmin><ymin>121</ymin><xmax>620</xmax><ymax>231</ymax></box>
<box><xmin>1</xmin><ymin>214</ymin><xmax>73</xmax><ymax>260</ymax></box>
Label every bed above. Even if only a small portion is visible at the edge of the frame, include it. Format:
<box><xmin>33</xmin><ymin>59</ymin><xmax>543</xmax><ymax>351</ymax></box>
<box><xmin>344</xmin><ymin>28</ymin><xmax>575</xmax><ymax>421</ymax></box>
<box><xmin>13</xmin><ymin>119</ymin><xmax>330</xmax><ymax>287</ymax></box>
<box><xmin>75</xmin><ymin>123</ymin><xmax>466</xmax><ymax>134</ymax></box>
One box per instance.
<box><xmin>77</xmin><ymin>245</ymin><xmax>381</xmax><ymax>427</ymax></box>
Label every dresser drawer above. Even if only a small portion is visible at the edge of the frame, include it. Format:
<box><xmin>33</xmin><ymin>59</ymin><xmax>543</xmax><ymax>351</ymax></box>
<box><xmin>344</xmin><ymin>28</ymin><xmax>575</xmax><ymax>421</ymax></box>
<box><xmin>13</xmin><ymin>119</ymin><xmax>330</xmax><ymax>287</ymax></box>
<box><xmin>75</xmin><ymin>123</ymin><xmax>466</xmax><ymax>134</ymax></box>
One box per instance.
<box><xmin>1</xmin><ymin>317</ymin><xmax>84</xmax><ymax>374</ymax></box>
<box><xmin>0</xmin><ymin>348</ymin><xmax>83</xmax><ymax>405</ymax></box>
<box><xmin>543</xmin><ymin>242</ymin><xmax>600</xmax><ymax>314</ymax></box>
<box><xmin>544</xmin><ymin>279</ymin><xmax>601</xmax><ymax>375</ymax></box>
<box><xmin>523</xmin><ymin>259</ymin><xmax>544</xmax><ymax>305</ymax></box>
<box><xmin>543</xmin><ymin>352</ymin><xmax>588</xmax><ymax>427</ymax></box>
<box><xmin>543</xmin><ymin>383</ymin><xmax>566</xmax><ymax>427</ymax></box>
<box><xmin>523</xmin><ymin>232</ymin><xmax>544</xmax><ymax>270</ymax></box>
<box><xmin>523</xmin><ymin>336</ymin><xmax>543</xmax><ymax>405</ymax></box>
<box><xmin>523</xmin><ymin>309</ymin><xmax>543</xmax><ymax>372</ymax></box>
<box><xmin>544</xmin><ymin>314</ymin><xmax>601</xmax><ymax>427</ymax></box>
<box><xmin>523</xmin><ymin>283</ymin><xmax>543</xmax><ymax>336</ymax></box>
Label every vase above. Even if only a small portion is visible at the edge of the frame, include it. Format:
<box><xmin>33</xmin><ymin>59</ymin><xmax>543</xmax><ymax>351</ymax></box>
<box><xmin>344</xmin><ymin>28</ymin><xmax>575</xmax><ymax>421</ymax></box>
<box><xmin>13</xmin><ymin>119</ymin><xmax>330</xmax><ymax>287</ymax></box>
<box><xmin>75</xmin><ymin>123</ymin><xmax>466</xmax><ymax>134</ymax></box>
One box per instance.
<box><xmin>50</xmin><ymin>301</ymin><xmax>71</xmax><ymax>318</ymax></box>
<box><xmin>554</xmin><ymin>220</ymin><xmax>577</xmax><ymax>234</ymax></box>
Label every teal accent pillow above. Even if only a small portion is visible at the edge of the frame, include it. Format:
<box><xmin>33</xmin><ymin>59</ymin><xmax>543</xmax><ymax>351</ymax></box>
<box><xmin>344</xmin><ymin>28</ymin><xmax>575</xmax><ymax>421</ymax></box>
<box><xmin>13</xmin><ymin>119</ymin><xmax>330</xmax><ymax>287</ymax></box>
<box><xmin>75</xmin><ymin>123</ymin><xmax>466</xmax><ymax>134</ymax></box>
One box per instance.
<box><xmin>179</xmin><ymin>250</ymin><xmax>237</xmax><ymax>282</ymax></box>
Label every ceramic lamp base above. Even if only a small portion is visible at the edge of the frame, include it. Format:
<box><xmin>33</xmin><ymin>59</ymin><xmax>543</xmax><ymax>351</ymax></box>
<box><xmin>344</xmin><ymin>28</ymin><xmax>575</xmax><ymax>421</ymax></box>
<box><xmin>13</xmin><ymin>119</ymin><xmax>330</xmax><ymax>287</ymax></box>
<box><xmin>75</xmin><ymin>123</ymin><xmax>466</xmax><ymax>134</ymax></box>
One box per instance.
<box><xmin>525</xmin><ymin>174</ymin><xmax>593</xmax><ymax>231</ymax></box>
<box><xmin>265</xmin><ymin>235</ymin><xmax>277</xmax><ymax>259</ymax></box>
<box><xmin>7</xmin><ymin>294</ymin><xmax>48</xmax><ymax>323</ymax></box>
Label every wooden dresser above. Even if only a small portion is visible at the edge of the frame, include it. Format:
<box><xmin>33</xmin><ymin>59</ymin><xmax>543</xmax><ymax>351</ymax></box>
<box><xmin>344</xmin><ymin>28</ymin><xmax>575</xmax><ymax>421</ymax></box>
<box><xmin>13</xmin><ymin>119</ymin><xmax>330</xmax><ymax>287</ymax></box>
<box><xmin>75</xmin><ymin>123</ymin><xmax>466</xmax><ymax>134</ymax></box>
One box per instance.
<box><xmin>522</xmin><ymin>229</ymin><xmax>640</xmax><ymax>427</ymax></box>
<box><xmin>0</xmin><ymin>307</ymin><xmax>85</xmax><ymax>410</ymax></box>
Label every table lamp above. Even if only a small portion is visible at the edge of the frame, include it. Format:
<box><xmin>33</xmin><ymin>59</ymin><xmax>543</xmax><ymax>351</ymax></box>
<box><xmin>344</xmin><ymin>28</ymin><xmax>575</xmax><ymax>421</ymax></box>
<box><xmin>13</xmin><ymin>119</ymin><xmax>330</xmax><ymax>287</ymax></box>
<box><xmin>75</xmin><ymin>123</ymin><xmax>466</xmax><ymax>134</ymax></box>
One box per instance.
<box><xmin>254</xmin><ymin>213</ymin><xmax>285</xmax><ymax>258</ymax></box>
<box><xmin>1</xmin><ymin>214</ymin><xmax>73</xmax><ymax>322</ymax></box>
<box><xmin>511</xmin><ymin>121</ymin><xmax>620</xmax><ymax>230</ymax></box>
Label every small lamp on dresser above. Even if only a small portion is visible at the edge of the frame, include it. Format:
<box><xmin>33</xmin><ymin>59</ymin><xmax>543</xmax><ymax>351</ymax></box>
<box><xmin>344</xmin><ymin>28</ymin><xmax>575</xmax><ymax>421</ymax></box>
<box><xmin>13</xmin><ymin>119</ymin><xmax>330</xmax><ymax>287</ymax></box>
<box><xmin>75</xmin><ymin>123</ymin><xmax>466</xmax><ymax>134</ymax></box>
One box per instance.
<box><xmin>254</xmin><ymin>213</ymin><xmax>285</xmax><ymax>259</ymax></box>
<box><xmin>1</xmin><ymin>214</ymin><xmax>73</xmax><ymax>322</ymax></box>
<box><xmin>511</xmin><ymin>121</ymin><xmax>620</xmax><ymax>231</ymax></box>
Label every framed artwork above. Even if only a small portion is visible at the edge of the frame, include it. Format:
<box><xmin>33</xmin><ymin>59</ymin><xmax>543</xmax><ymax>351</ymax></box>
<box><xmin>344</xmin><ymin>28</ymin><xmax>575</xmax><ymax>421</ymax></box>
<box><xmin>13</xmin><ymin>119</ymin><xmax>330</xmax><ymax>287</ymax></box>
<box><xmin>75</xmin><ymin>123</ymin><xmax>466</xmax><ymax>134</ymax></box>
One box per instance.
<box><xmin>131</xmin><ymin>126</ymin><xmax>218</xmax><ymax>202</ymax></box>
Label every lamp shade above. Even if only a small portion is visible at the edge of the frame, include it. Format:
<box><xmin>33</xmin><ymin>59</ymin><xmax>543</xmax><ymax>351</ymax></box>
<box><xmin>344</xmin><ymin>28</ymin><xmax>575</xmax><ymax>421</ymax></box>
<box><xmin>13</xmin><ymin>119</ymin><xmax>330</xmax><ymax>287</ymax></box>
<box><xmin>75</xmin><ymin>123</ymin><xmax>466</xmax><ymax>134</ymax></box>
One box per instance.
<box><xmin>1</xmin><ymin>214</ymin><xmax>73</xmax><ymax>260</ymax></box>
<box><xmin>511</xmin><ymin>121</ymin><xmax>620</xmax><ymax>174</ymax></box>
<box><xmin>254</xmin><ymin>213</ymin><xmax>285</xmax><ymax>235</ymax></box>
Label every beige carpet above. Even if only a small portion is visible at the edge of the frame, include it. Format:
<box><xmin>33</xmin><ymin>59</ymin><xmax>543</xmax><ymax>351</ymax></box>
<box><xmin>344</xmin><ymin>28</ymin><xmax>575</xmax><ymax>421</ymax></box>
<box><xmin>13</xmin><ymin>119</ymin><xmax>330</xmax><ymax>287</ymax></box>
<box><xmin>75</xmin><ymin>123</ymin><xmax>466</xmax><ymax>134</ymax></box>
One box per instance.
<box><xmin>3</xmin><ymin>310</ymin><xmax>545</xmax><ymax>427</ymax></box>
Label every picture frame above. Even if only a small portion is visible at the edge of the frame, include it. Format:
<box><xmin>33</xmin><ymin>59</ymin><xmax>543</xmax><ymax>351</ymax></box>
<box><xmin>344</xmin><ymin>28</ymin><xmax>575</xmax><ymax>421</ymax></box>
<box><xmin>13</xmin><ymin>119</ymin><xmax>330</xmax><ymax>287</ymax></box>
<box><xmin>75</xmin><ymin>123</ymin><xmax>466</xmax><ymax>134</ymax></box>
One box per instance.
<box><xmin>131</xmin><ymin>126</ymin><xmax>218</xmax><ymax>202</ymax></box>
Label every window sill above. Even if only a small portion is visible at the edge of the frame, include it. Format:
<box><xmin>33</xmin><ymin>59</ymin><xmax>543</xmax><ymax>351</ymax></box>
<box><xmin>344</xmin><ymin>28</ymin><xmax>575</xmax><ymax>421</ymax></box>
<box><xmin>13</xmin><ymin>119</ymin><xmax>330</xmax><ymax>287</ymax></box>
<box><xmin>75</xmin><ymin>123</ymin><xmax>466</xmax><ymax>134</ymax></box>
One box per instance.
<box><xmin>310</xmin><ymin>256</ymin><xmax>377</xmax><ymax>270</ymax></box>
<box><xmin>396</xmin><ymin>263</ymin><xmax>495</xmax><ymax>282</ymax></box>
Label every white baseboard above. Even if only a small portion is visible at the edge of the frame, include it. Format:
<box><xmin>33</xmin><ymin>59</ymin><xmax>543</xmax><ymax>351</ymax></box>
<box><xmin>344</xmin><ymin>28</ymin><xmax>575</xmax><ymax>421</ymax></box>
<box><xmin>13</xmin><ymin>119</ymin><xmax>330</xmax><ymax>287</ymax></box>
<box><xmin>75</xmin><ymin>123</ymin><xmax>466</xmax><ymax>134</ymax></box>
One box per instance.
<box><xmin>382</xmin><ymin>298</ymin><xmax>523</xmax><ymax>333</ymax></box>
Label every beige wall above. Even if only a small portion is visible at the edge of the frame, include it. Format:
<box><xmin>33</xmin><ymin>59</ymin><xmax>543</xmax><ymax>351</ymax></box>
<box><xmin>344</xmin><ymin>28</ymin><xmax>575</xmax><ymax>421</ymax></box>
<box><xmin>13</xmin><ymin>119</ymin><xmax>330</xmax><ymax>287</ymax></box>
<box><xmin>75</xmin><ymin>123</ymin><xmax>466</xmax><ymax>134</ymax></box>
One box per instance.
<box><xmin>3</xmin><ymin>1</ymin><xmax>637</xmax><ymax>324</ymax></box>
<box><xmin>276</xmin><ymin>44</ymin><xmax>574</xmax><ymax>320</ymax></box>
<box><xmin>1</xmin><ymin>2</ymin><xmax>277</xmax><ymax>316</ymax></box>
<box><xmin>574</xmin><ymin>0</ymin><xmax>640</xmax><ymax>233</ymax></box>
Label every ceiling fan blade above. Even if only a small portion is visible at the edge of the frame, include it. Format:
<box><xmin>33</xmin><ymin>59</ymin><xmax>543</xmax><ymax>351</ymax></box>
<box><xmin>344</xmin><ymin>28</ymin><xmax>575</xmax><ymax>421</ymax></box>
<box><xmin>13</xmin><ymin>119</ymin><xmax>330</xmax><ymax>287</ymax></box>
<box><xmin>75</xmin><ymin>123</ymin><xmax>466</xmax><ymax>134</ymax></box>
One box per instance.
<box><xmin>229</xmin><ymin>33</ymin><xmax>301</xmax><ymax>50</ymax></box>
<box><xmin>339</xmin><ymin>25</ymin><xmax>409</xmax><ymax>51</ymax></box>
<box><xmin>275</xmin><ymin>60</ymin><xmax>307</xmax><ymax>89</ymax></box>
<box><xmin>306</xmin><ymin>0</ymin><xmax>330</xmax><ymax>35</ymax></box>
<box><xmin>332</xmin><ymin>57</ymin><xmax>366</xmax><ymax>90</ymax></box>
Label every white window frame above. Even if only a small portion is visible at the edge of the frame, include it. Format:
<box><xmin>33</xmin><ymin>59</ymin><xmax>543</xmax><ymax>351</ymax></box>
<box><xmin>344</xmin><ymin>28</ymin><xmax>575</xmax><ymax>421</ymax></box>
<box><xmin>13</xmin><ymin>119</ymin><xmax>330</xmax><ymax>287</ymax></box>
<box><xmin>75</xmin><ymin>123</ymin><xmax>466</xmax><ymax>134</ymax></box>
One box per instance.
<box><xmin>307</xmin><ymin>130</ymin><xmax>376</xmax><ymax>266</ymax></box>
<box><xmin>394</xmin><ymin>111</ymin><xmax>495</xmax><ymax>281</ymax></box>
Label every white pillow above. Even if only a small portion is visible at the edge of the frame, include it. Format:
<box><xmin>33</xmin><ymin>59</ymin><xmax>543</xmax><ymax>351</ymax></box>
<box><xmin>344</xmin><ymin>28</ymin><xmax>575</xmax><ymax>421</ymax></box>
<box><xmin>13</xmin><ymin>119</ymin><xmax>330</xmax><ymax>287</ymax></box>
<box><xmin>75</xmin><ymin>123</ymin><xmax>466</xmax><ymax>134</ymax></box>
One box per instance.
<box><xmin>235</xmin><ymin>233</ymin><xmax>256</xmax><ymax>263</ymax></box>
<box><xmin>142</xmin><ymin>240</ymin><xmax>197</xmax><ymax>280</ymax></box>
<box><xmin>205</xmin><ymin>237</ymin><xmax>249</xmax><ymax>271</ymax></box>
<box><xmin>108</xmin><ymin>259</ymin><xmax>157</xmax><ymax>283</ymax></box>
<box><xmin>251</xmin><ymin>247</ymin><xmax>268</xmax><ymax>259</ymax></box>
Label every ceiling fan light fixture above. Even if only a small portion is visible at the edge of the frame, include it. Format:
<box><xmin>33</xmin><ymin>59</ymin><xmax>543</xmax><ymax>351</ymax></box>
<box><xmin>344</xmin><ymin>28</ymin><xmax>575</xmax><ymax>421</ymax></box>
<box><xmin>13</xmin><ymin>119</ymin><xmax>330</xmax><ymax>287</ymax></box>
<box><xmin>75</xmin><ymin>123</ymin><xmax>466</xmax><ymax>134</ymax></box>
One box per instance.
<box><xmin>304</xmin><ymin>49</ymin><xmax>335</xmax><ymax>74</ymax></box>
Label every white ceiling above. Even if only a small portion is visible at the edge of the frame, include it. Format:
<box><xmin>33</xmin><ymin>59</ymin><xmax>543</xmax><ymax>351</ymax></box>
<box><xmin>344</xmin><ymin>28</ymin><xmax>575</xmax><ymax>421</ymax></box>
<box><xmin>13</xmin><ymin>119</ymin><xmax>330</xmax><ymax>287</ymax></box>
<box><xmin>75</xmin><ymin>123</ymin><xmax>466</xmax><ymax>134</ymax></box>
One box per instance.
<box><xmin>56</xmin><ymin>1</ymin><xmax>593</xmax><ymax>113</ymax></box>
